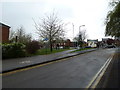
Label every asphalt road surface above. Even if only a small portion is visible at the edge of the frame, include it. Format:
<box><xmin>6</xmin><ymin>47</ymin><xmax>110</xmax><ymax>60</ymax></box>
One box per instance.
<box><xmin>96</xmin><ymin>48</ymin><xmax>120</xmax><ymax>88</ymax></box>
<box><xmin>2</xmin><ymin>48</ymin><xmax>116</xmax><ymax>88</ymax></box>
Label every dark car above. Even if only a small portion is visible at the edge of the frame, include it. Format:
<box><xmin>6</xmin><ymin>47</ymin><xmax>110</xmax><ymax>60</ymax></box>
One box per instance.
<box><xmin>85</xmin><ymin>46</ymin><xmax>91</xmax><ymax>48</ymax></box>
<box><xmin>105</xmin><ymin>45</ymin><xmax>116</xmax><ymax>48</ymax></box>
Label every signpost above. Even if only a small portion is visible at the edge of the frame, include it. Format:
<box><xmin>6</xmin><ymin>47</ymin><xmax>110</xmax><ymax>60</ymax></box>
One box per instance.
<box><xmin>43</xmin><ymin>38</ymin><xmax>49</xmax><ymax>54</ymax></box>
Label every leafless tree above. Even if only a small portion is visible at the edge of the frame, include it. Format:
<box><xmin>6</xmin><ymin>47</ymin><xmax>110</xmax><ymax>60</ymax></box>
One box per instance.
<box><xmin>34</xmin><ymin>12</ymin><xmax>65</xmax><ymax>52</ymax></box>
<box><xmin>79</xmin><ymin>30</ymin><xmax>87</xmax><ymax>41</ymax></box>
<box><xmin>74</xmin><ymin>30</ymin><xmax>87</xmax><ymax>47</ymax></box>
<box><xmin>9</xmin><ymin>28</ymin><xmax>16</xmax><ymax>42</ymax></box>
<box><xmin>16</xmin><ymin>26</ymin><xmax>32</xmax><ymax>43</ymax></box>
<box><xmin>9</xmin><ymin>26</ymin><xmax>32</xmax><ymax>43</ymax></box>
<box><xmin>74</xmin><ymin>30</ymin><xmax>87</xmax><ymax>41</ymax></box>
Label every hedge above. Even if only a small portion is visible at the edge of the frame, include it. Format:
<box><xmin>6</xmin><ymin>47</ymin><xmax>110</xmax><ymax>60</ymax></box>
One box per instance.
<box><xmin>25</xmin><ymin>40</ymin><xmax>40</xmax><ymax>54</ymax></box>
<box><xmin>2</xmin><ymin>43</ymin><xmax>26</xmax><ymax>59</ymax></box>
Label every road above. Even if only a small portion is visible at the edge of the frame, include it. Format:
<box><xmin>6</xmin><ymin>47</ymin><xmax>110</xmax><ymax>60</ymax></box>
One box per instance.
<box><xmin>105</xmin><ymin>49</ymin><xmax>120</xmax><ymax>88</ymax></box>
<box><xmin>96</xmin><ymin>48</ymin><xmax>120</xmax><ymax>88</ymax></box>
<box><xmin>2</xmin><ymin>48</ymin><xmax>116</xmax><ymax>88</ymax></box>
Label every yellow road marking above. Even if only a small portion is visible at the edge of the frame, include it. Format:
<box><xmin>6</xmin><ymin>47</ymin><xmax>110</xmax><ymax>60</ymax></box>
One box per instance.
<box><xmin>1</xmin><ymin>55</ymin><xmax>82</xmax><ymax>76</ymax></box>
<box><xmin>1</xmin><ymin>62</ymin><xmax>54</xmax><ymax>76</ymax></box>
<box><xmin>1</xmin><ymin>51</ymin><xmax>91</xmax><ymax>76</ymax></box>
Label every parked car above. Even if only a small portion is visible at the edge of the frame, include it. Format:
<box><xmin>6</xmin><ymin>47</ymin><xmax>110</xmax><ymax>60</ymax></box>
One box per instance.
<box><xmin>105</xmin><ymin>45</ymin><xmax>116</xmax><ymax>48</ymax></box>
<box><xmin>59</xmin><ymin>46</ymin><xmax>63</xmax><ymax>49</ymax></box>
<box><xmin>85</xmin><ymin>46</ymin><xmax>91</xmax><ymax>48</ymax></box>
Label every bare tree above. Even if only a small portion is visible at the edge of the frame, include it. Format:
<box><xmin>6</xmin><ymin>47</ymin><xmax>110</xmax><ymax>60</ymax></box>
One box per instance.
<box><xmin>79</xmin><ymin>30</ymin><xmax>87</xmax><ymax>41</ymax></box>
<box><xmin>16</xmin><ymin>26</ymin><xmax>32</xmax><ymax>43</ymax></box>
<box><xmin>9</xmin><ymin>26</ymin><xmax>32</xmax><ymax>43</ymax></box>
<box><xmin>34</xmin><ymin>12</ymin><xmax>65</xmax><ymax>52</ymax></box>
<box><xmin>9</xmin><ymin>28</ymin><xmax>16</xmax><ymax>42</ymax></box>
<box><xmin>74</xmin><ymin>30</ymin><xmax>87</xmax><ymax>47</ymax></box>
<box><xmin>74</xmin><ymin>30</ymin><xmax>87</xmax><ymax>41</ymax></box>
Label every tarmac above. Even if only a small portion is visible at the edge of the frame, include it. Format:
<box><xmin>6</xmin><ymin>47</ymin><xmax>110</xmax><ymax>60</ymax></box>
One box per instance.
<box><xmin>96</xmin><ymin>47</ymin><xmax>120</xmax><ymax>88</ymax></box>
<box><xmin>2</xmin><ymin>48</ymin><xmax>120</xmax><ymax>88</ymax></box>
<box><xmin>2</xmin><ymin>48</ymin><xmax>97</xmax><ymax>73</ymax></box>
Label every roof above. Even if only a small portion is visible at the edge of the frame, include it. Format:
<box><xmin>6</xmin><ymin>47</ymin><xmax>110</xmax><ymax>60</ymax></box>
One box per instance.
<box><xmin>0</xmin><ymin>22</ymin><xmax>10</xmax><ymax>28</ymax></box>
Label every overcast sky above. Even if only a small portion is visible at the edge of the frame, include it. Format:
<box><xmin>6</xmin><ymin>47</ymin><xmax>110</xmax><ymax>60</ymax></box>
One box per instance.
<box><xmin>1</xmin><ymin>0</ymin><xmax>111</xmax><ymax>41</ymax></box>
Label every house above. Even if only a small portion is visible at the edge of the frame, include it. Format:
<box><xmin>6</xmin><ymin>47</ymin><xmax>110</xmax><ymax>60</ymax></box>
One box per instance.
<box><xmin>0</xmin><ymin>23</ymin><xmax>10</xmax><ymax>43</ymax></box>
<box><xmin>52</xmin><ymin>39</ymin><xmax>78</xmax><ymax>49</ymax></box>
<box><xmin>87</xmin><ymin>39</ymin><xmax>98</xmax><ymax>48</ymax></box>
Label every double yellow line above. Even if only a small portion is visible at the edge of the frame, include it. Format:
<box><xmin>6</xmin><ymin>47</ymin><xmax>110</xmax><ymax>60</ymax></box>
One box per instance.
<box><xmin>86</xmin><ymin>54</ymin><xmax>114</xmax><ymax>89</ymax></box>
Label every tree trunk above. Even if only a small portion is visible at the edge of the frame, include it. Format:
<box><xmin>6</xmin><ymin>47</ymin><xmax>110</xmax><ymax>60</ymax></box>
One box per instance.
<box><xmin>50</xmin><ymin>39</ymin><xmax>53</xmax><ymax>52</ymax></box>
<box><xmin>50</xmin><ymin>43</ymin><xmax>53</xmax><ymax>52</ymax></box>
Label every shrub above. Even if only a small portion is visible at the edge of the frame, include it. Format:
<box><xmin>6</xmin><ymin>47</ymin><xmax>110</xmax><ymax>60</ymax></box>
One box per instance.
<box><xmin>2</xmin><ymin>43</ymin><xmax>26</xmax><ymax>59</ymax></box>
<box><xmin>26</xmin><ymin>40</ymin><xmax>40</xmax><ymax>54</ymax></box>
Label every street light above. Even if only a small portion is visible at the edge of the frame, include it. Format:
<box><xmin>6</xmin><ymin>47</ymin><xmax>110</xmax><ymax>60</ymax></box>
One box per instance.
<box><xmin>78</xmin><ymin>25</ymin><xmax>85</xmax><ymax>48</ymax></box>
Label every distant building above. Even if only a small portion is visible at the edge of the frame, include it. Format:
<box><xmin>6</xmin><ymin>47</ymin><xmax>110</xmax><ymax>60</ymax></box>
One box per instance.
<box><xmin>102</xmin><ymin>38</ymin><xmax>115</xmax><ymax>46</ymax></box>
<box><xmin>0</xmin><ymin>23</ymin><xmax>10</xmax><ymax>43</ymax></box>
<box><xmin>87</xmin><ymin>39</ymin><xmax>98</xmax><ymax>48</ymax></box>
<box><xmin>52</xmin><ymin>39</ymin><xmax>80</xmax><ymax>49</ymax></box>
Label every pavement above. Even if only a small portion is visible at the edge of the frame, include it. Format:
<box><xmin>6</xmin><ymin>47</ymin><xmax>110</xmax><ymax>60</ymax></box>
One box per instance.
<box><xmin>2</xmin><ymin>48</ymin><xmax>97</xmax><ymax>73</ymax></box>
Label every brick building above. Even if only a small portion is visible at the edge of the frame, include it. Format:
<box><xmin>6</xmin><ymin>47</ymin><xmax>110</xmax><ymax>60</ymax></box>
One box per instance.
<box><xmin>0</xmin><ymin>23</ymin><xmax>10</xmax><ymax>43</ymax></box>
<box><xmin>52</xmin><ymin>39</ymin><xmax>86</xmax><ymax>48</ymax></box>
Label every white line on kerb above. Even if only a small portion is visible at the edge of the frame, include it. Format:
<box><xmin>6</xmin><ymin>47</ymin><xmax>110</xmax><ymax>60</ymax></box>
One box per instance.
<box><xmin>86</xmin><ymin>54</ymin><xmax>114</xmax><ymax>89</ymax></box>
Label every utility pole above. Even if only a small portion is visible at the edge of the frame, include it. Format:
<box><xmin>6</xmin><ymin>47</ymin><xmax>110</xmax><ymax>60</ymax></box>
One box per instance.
<box><xmin>72</xmin><ymin>23</ymin><xmax>74</xmax><ymax>40</ymax></box>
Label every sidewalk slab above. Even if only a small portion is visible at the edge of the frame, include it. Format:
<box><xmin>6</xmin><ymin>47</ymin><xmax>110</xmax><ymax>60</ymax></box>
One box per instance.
<box><xmin>2</xmin><ymin>49</ymin><xmax>97</xmax><ymax>73</ymax></box>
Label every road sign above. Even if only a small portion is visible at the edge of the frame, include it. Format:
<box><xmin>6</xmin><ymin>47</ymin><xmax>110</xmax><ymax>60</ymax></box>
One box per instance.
<box><xmin>43</xmin><ymin>38</ymin><xmax>48</xmax><ymax>41</ymax></box>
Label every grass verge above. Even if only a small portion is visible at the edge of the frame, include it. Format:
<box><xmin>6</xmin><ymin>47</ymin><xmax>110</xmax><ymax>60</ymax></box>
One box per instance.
<box><xmin>71</xmin><ymin>48</ymin><xmax>95</xmax><ymax>53</ymax></box>
<box><xmin>27</xmin><ymin>48</ymin><xmax>72</xmax><ymax>56</ymax></box>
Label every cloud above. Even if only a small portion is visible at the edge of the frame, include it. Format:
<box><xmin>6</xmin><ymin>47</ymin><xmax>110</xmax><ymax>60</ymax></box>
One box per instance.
<box><xmin>1</xmin><ymin>0</ymin><xmax>110</xmax><ymax>41</ymax></box>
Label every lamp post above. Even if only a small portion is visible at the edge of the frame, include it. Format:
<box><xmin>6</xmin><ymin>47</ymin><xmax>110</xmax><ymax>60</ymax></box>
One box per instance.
<box><xmin>79</xmin><ymin>25</ymin><xmax>85</xmax><ymax>48</ymax></box>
